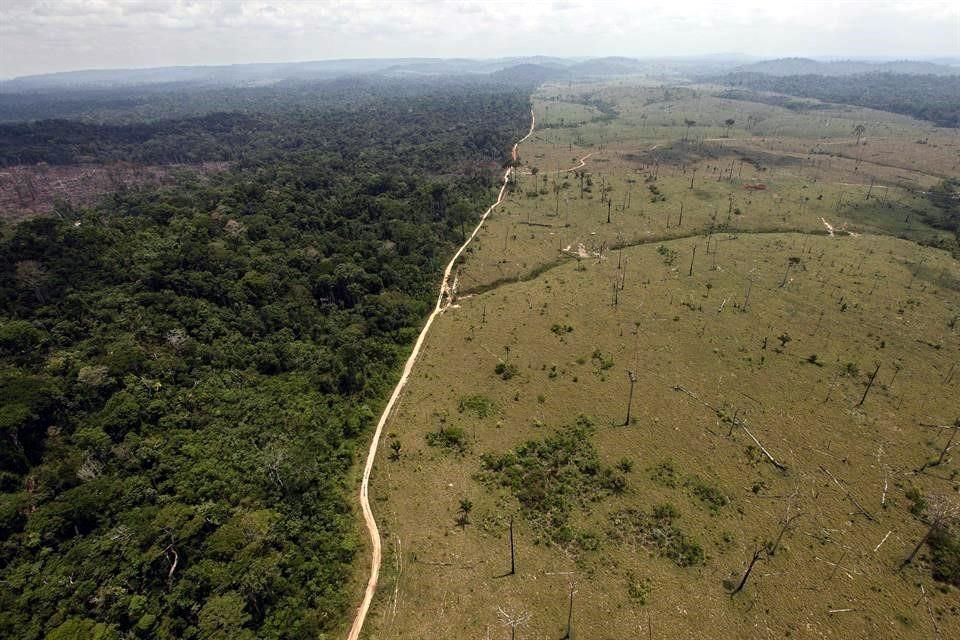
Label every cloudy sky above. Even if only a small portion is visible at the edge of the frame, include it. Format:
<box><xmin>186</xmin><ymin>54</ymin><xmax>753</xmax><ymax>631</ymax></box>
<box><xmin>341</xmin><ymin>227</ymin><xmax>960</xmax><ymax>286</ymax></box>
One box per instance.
<box><xmin>1</xmin><ymin>0</ymin><xmax>958</xmax><ymax>78</ymax></box>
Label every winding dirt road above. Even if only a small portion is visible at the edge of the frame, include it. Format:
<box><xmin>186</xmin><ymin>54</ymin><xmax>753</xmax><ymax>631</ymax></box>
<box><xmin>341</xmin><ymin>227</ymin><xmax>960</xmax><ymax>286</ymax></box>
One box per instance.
<box><xmin>345</xmin><ymin>109</ymin><xmax>536</xmax><ymax>640</ymax></box>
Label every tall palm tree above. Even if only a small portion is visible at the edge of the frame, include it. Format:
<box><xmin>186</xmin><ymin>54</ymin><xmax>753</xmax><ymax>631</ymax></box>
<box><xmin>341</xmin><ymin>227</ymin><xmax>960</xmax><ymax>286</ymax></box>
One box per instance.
<box><xmin>852</xmin><ymin>124</ymin><xmax>866</xmax><ymax>145</ymax></box>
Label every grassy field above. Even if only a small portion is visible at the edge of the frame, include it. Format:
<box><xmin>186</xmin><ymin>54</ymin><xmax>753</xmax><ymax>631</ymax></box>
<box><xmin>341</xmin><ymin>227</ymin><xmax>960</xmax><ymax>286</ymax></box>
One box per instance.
<box><xmin>354</xmin><ymin>79</ymin><xmax>960</xmax><ymax>639</ymax></box>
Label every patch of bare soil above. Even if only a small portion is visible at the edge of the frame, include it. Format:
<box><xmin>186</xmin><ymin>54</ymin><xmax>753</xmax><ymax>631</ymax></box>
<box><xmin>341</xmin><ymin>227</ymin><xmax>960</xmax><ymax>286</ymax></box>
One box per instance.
<box><xmin>0</xmin><ymin>161</ymin><xmax>229</xmax><ymax>220</ymax></box>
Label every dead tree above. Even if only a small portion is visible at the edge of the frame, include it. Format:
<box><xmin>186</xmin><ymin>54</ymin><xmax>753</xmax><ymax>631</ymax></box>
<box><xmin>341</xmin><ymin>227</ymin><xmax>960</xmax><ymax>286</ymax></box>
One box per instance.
<box><xmin>768</xmin><ymin>510</ymin><xmax>803</xmax><ymax>556</ymax></box>
<box><xmin>623</xmin><ymin>370</ymin><xmax>637</xmax><ymax>426</ymax></box>
<box><xmin>902</xmin><ymin>495</ymin><xmax>960</xmax><ymax>567</ymax></box>
<box><xmin>497</xmin><ymin>607</ymin><xmax>530</xmax><ymax>640</ymax></box>
<box><xmin>779</xmin><ymin>256</ymin><xmax>801</xmax><ymax>288</ymax></box>
<box><xmin>919</xmin><ymin>419</ymin><xmax>960</xmax><ymax>471</ymax></box>
<box><xmin>935</xmin><ymin>420</ymin><xmax>960</xmax><ymax>466</ymax></box>
<box><xmin>857</xmin><ymin>363</ymin><xmax>881</xmax><ymax>408</ymax></box>
<box><xmin>508</xmin><ymin>516</ymin><xmax>516</xmax><ymax>575</ymax></box>
<box><xmin>561</xmin><ymin>583</ymin><xmax>576</xmax><ymax>640</ymax></box>
<box><xmin>730</xmin><ymin>546</ymin><xmax>765</xmax><ymax>595</ymax></box>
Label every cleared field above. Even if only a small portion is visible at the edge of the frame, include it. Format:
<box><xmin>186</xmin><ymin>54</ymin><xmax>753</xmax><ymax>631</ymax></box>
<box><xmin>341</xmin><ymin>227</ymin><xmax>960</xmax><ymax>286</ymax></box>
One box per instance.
<box><xmin>357</xmin><ymin>79</ymin><xmax>960</xmax><ymax>639</ymax></box>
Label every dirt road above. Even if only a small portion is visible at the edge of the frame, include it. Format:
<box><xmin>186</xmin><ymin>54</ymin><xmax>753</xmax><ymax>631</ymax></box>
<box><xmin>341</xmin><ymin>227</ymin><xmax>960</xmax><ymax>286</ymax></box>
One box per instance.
<box><xmin>345</xmin><ymin>108</ymin><xmax>536</xmax><ymax>640</ymax></box>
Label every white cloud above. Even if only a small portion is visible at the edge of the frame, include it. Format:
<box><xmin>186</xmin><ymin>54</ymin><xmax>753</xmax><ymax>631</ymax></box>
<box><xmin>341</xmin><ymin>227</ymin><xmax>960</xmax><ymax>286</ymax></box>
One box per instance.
<box><xmin>0</xmin><ymin>0</ymin><xmax>957</xmax><ymax>77</ymax></box>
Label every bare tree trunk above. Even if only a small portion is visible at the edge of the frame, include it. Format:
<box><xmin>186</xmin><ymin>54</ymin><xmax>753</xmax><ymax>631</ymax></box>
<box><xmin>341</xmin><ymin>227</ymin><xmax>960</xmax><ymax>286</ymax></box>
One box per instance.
<box><xmin>933</xmin><ymin>425</ymin><xmax>958</xmax><ymax>467</ymax></box>
<box><xmin>902</xmin><ymin>526</ymin><xmax>933</xmax><ymax>567</ymax></box>
<box><xmin>857</xmin><ymin>363</ymin><xmax>881</xmax><ymax>408</ymax></box>
<box><xmin>509</xmin><ymin>517</ymin><xmax>516</xmax><ymax>575</ymax></box>
<box><xmin>731</xmin><ymin>547</ymin><xmax>765</xmax><ymax>595</ymax></box>
<box><xmin>624</xmin><ymin>371</ymin><xmax>637</xmax><ymax>426</ymax></box>
<box><xmin>562</xmin><ymin>583</ymin><xmax>575</xmax><ymax>639</ymax></box>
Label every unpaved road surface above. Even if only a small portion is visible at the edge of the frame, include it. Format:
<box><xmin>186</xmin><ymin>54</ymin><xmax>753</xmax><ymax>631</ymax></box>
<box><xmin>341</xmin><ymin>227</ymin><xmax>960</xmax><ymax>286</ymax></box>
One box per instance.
<box><xmin>345</xmin><ymin>109</ymin><xmax>536</xmax><ymax>640</ymax></box>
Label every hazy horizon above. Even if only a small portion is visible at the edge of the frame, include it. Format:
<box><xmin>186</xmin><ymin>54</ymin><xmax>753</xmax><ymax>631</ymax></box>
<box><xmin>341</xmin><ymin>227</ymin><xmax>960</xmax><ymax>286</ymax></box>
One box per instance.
<box><xmin>2</xmin><ymin>0</ymin><xmax>958</xmax><ymax>79</ymax></box>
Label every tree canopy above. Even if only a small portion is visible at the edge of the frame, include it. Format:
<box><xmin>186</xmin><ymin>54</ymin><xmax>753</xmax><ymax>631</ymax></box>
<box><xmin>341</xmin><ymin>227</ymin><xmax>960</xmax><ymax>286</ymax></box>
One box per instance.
<box><xmin>0</xmin><ymin>79</ymin><xmax>530</xmax><ymax>639</ymax></box>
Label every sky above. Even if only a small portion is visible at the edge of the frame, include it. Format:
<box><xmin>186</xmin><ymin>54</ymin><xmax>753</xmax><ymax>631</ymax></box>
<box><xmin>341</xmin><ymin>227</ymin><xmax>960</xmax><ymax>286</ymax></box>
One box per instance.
<box><xmin>1</xmin><ymin>0</ymin><xmax>958</xmax><ymax>78</ymax></box>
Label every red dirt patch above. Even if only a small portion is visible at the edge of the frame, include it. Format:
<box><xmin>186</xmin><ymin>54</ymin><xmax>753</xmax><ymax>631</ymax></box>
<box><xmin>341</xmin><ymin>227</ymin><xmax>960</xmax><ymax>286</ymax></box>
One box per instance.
<box><xmin>0</xmin><ymin>161</ymin><xmax>229</xmax><ymax>221</ymax></box>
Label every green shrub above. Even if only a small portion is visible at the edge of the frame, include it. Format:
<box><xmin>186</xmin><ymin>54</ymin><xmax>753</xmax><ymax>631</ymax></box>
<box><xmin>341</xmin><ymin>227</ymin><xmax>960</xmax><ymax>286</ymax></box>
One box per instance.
<box><xmin>458</xmin><ymin>394</ymin><xmax>496</xmax><ymax>418</ymax></box>
<box><xmin>686</xmin><ymin>476</ymin><xmax>729</xmax><ymax>511</ymax></box>
<box><xmin>626</xmin><ymin>573</ymin><xmax>651</xmax><ymax>604</ymax></box>
<box><xmin>494</xmin><ymin>361</ymin><xmax>518</xmax><ymax>380</ymax></box>
<box><xmin>550</xmin><ymin>323</ymin><xmax>574</xmax><ymax>336</ymax></box>
<box><xmin>478</xmin><ymin>416</ymin><xmax>622</xmax><ymax>543</ymax></box>
<box><xmin>425</xmin><ymin>426</ymin><xmax>469</xmax><ymax>454</ymax></box>
<box><xmin>650</xmin><ymin>460</ymin><xmax>678</xmax><ymax>488</ymax></box>
<box><xmin>905</xmin><ymin>487</ymin><xmax>927</xmax><ymax>517</ymax></box>
<box><xmin>608</xmin><ymin>506</ymin><xmax>704</xmax><ymax>567</ymax></box>
<box><xmin>929</xmin><ymin>526</ymin><xmax>960</xmax><ymax>586</ymax></box>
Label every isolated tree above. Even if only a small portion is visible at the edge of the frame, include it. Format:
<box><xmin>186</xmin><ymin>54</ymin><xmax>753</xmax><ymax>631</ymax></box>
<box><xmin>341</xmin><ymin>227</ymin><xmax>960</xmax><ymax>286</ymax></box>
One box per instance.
<box><xmin>730</xmin><ymin>509</ymin><xmax>801</xmax><ymax>595</ymax></box>
<box><xmin>730</xmin><ymin>546</ymin><xmax>766</xmax><ymax>595</ymax></box>
<box><xmin>508</xmin><ymin>516</ymin><xmax>516</xmax><ymax>575</ymax></box>
<box><xmin>902</xmin><ymin>495</ymin><xmax>960</xmax><ymax>567</ymax></box>
<box><xmin>497</xmin><ymin>607</ymin><xmax>531</xmax><ymax>640</ymax></box>
<box><xmin>919</xmin><ymin>419</ymin><xmax>960</xmax><ymax>471</ymax></box>
<box><xmin>724</xmin><ymin>118</ymin><xmax>736</xmax><ymax>137</ymax></box>
<box><xmin>779</xmin><ymin>256</ymin><xmax>801</xmax><ymax>287</ymax></box>
<box><xmin>857</xmin><ymin>363</ymin><xmax>881</xmax><ymax>408</ymax></box>
<box><xmin>561</xmin><ymin>582</ymin><xmax>576</xmax><ymax>640</ymax></box>
<box><xmin>683</xmin><ymin>119</ymin><xmax>696</xmax><ymax>143</ymax></box>
<box><xmin>623</xmin><ymin>370</ymin><xmax>637</xmax><ymax>425</ymax></box>
<box><xmin>852</xmin><ymin>123</ymin><xmax>866</xmax><ymax>145</ymax></box>
<box><xmin>456</xmin><ymin>497</ymin><xmax>473</xmax><ymax>527</ymax></box>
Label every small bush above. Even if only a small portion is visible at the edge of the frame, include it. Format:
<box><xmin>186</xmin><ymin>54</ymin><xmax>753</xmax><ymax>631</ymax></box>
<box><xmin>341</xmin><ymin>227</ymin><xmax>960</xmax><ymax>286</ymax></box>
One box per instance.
<box><xmin>458</xmin><ymin>394</ymin><xmax>496</xmax><ymax>418</ymax></box>
<box><xmin>929</xmin><ymin>526</ymin><xmax>960</xmax><ymax>586</ymax></box>
<box><xmin>626</xmin><ymin>573</ymin><xmax>651</xmax><ymax>604</ymax></box>
<box><xmin>652</xmin><ymin>502</ymin><xmax>679</xmax><ymax>521</ymax></box>
<box><xmin>494</xmin><ymin>362</ymin><xmax>518</xmax><ymax>380</ymax></box>
<box><xmin>591</xmin><ymin>349</ymin><xmax>615</xmax><ymax>372</ymax></box>
<box><xmin>650</xmin><ymin>461</ymin><xmax>678</xmax><ymax>488</ymax></box>
<box><xmin>905</xmin><ymin>487</ymin><xmax>927</xmax><ymax>517</ymax></box>
<box><xmin>686</xmin><ymin>476</ymin><xmax>729</xmax><ymax>511</ymax></box>
<box><xmin>656</xmin><ymin>244</ymin><xmax>678</xmax><ymax>265</ymax></box>
<box><xmin>425</xmin><ymin>426</ymin><xmax>469</xmax><ymax>454</ymax></box>
<box><xmin>609</xmin><ymin>506</ymin><xmax>704</xmax><ymax>567</ymax></box>
<box><xmin>550</xmin><ymin>323</ymin><xmax>574</xmax><ymax>336</ymax></box>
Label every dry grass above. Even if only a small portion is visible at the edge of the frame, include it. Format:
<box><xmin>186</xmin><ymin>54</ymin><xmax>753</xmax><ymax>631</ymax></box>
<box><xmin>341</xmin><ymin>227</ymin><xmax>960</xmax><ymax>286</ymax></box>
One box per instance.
<box><xmin>351</xmin><ymin>79</ymin><xmax>960</xmax><ymax>640</ymax></box>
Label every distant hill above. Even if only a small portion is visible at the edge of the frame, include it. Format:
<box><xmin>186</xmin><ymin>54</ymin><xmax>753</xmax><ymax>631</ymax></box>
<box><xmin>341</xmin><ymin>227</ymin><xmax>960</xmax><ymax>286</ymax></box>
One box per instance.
<box><xmin>731</xmin><ymin>57</ymin><xmax>960</xmax><ymax>76</ymax></box>
<box><xmin>0</xmin><ymin>55</ymin><xmax>742</xmax><ymax>93</ymax></box>
<box><xmin>488</xmin><ymin>63</ymin><xmax>568</xmax><ymax>85</ymax></box>
<box><xmin>23</xmin><ymin>54</ymin><xmax>946</xmax><ymax>95</ymax></box>
<box><xmin>0</xmin><ymin>59</ymin><xmax>442</xmax><ymax>91</ymax></box>
<box><xmin>712</xmin><ymin>72</ymin><xmax>960</xmax><ymax>128</ymax></box>
<box><xmin>566</xmin><ymin>56</ymin><xmax>648</xmax><ymax>77</ymax></box>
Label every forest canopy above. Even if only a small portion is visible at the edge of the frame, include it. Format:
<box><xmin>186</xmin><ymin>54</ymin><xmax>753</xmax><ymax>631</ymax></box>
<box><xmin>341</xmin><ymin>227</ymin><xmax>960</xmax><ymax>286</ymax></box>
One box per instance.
<box><xmin>710</xmin><ymin>72</ymin><xmax>960</xmax><ymax>128</ymax></box>
<box><xmin>0</xmin><ymin>79</ymin><xmax>530</xmax><ymax>639</ymax></box>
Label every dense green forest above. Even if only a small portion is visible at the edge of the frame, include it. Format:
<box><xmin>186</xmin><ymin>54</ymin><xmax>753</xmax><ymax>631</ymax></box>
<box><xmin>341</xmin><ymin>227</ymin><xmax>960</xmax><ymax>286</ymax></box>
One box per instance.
<box><xmin>0</xmin><ymin>79</ymin><xmax>527</xmax><ymax>167</ymax></box>
<box><xmin>0</xmin><ymin>80</ymin><xmax>530</xmax><ymax>639</ymax></box>
<box><xmin>711</xmin><ymin>72</ymin><xmax>960</xmax><ymax>127</ymax></box>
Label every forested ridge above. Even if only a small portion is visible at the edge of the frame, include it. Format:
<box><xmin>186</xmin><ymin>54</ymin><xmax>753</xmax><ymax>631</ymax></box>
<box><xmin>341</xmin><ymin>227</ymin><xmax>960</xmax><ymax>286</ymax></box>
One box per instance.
<box><xmin>0</xmin><ymin>81</ymin><xmax>530</xmax><ymax>639</ymax></box>
<box><xmin>0</xmin><ymin>82</ymin><xmax>526</xmax><ymax>167</ymax></box>
<box><xmin>711</xmin><ymin>72</ymin><xmax>960</xmax><ymax>128</ymax></box>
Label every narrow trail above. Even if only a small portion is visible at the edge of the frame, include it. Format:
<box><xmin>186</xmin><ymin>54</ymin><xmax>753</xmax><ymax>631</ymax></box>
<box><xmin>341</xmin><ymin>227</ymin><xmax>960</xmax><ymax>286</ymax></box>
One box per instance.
<box><xmin>516</xmin><ymin>152</ymin><xmax>593</xmax><ymax>177</ymax></box>
<box><xmin>345</xmin><ymin>109</ymin><xmax>536</xmax><ymax>640</ymax></box>
<box><xmin>557</xmin><ymin>152</ymin><xmax>593</xmax><ymax>173</ymax></box>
